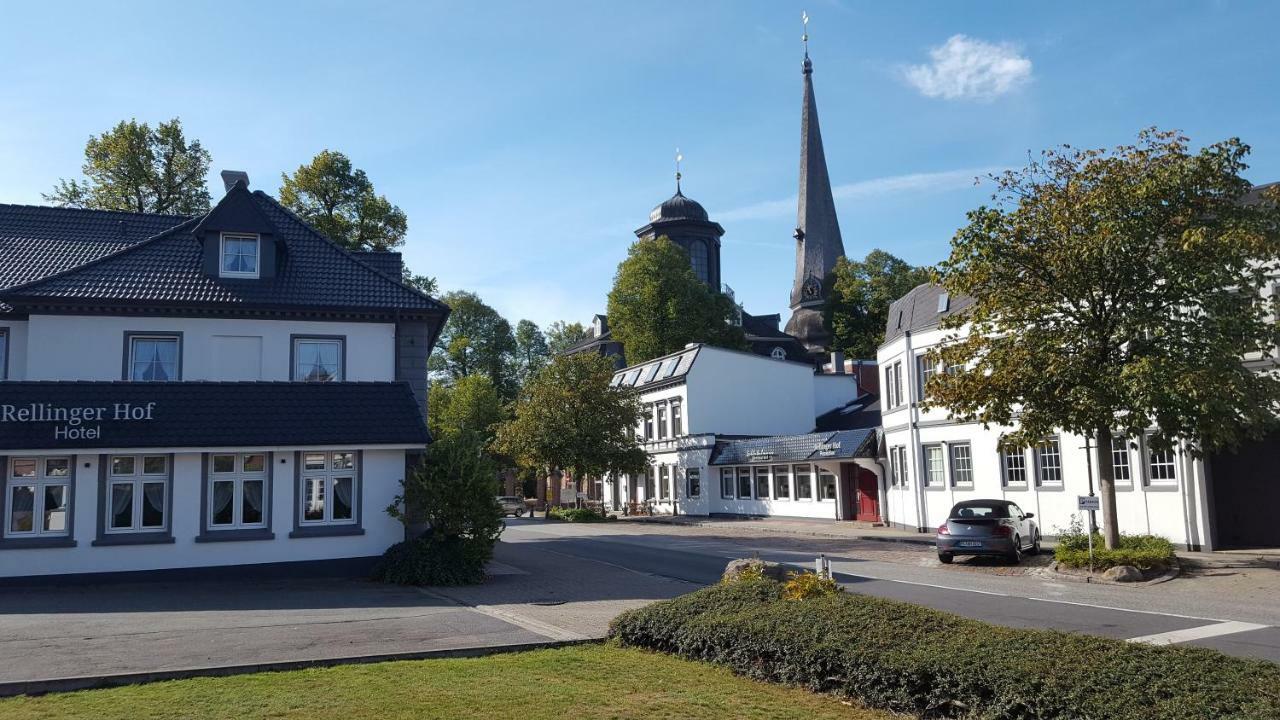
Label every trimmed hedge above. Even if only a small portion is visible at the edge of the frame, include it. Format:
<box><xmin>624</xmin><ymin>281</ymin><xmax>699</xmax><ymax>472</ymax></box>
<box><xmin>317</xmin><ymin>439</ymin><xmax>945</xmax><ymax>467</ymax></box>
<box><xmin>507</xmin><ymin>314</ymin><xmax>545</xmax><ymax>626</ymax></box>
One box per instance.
<box><xmin>1055</xmin><ymin>532</ymin><xmax>1176</xmax><ymax>571</ymax></box>
<box><xmin>609</xmin><ymin>579</ymin><xmax>1280</xmax><ymax>719</ymax></box>
<box><xmin>548</xmin><ymin>507</ymin><xmax>611</xmax><ymax>523</ymax></box>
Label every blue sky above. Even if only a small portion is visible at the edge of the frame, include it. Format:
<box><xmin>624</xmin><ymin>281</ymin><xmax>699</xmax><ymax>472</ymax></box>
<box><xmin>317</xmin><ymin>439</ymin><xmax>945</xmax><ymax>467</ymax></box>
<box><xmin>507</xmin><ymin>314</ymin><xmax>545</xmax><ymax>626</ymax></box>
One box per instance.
<box><xmin>2</xmin><ymin>1</ymin><xmax>1278</xmax><ymax>329</ymax></box>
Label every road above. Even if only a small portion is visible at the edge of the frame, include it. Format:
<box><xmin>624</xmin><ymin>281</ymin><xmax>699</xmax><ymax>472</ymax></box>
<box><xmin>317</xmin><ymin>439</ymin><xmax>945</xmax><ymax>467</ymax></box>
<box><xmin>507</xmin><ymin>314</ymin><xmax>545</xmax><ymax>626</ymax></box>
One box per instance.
<box><xmin>501</xmin><ymin>517</ymin><xmax>1280</xmax><ymax>663</ymax></box>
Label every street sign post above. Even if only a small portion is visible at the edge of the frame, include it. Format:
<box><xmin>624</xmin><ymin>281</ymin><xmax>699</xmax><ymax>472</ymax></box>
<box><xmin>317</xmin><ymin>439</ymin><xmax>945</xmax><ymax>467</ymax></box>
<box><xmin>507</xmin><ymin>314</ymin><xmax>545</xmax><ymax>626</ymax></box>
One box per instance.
<box><xmin>1077</xmin><ymin>496</ymin><xmax>1100</xmax><ymax>572</ymax></box>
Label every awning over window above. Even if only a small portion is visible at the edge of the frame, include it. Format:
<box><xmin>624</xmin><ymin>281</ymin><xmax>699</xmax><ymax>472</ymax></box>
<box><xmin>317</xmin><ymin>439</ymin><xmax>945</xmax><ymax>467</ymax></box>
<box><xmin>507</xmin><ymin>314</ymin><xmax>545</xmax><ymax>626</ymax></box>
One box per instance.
<box><xmin>0</xmin><ymin>382</ymin><xmax>430</xmax><ymax>451</ymax></box>
<box><xmin>709</xmin><ymin>428</ymin><xmax>877</xmax><ymax>466</ymax></box>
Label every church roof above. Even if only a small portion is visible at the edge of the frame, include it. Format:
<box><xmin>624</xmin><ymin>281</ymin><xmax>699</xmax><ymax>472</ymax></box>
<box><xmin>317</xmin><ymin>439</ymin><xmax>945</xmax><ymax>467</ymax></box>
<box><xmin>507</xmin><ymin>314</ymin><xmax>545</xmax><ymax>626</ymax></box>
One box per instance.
<box><xmin>789</xmin><ymin>51</ymin><xmax>845</xmax><ymax>310</ymax></box>
<box><xmin>649</xmin><ymin>189</ymin><xmax>710</xmax><ymax>223</ymax></box>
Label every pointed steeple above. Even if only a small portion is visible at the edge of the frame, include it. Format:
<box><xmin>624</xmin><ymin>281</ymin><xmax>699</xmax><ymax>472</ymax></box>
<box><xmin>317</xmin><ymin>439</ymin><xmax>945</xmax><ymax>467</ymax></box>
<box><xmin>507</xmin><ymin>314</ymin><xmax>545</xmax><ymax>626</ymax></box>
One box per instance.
<box><xmin>784</xmin><ymin>28</ymin><xmax>846</xmax><ymax>356</ymax></box>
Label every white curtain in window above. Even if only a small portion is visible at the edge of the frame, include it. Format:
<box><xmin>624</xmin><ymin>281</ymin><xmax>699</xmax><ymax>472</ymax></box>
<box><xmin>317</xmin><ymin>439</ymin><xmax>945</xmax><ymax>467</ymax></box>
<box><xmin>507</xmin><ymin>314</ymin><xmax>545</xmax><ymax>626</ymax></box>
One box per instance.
<box><xmin>143</xmin><ymin>483</ymin><xmax>165</xmax><ymax>514</ymax></box>
<box><xmin>334</xmin><ymin>477</ymin><xmax>353</xmax><ymax>507</ymax></box>
<box><xmin>212</xmin><ymin>482</ymin><xmax>234</xmax><ymax>518</ymax></box>
<box><xmin>243</xmin><ymin>481</ymin><xmax>263</xmax><ymax>514</ymax></box>
<box><xmin>110</xmin><ymin>484</ymin><xmax>132</xmax><ymax>523</ymax></box>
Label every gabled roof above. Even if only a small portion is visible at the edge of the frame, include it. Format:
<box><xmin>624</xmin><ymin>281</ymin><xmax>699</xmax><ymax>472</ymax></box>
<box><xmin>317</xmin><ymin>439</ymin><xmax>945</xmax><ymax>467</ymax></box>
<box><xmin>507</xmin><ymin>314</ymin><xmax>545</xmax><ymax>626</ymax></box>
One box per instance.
<box><xmin>0</xmin><ymin>192</ymin><xmax>445</xmax><ymax>317</ymax></box>
<box><xmin>0</xmin><ymin>204</ymin><xmax>189</xmax><ymax>290</ymax></box>
<box><xmin>709</xmin><ymin>428</ymin><xmax>877</xmax><ymax>465</ymax></box>
<box><xmin>883</xmin><ymin>283</ymin><xmax>974</xmax><ymax>344</ymax></box>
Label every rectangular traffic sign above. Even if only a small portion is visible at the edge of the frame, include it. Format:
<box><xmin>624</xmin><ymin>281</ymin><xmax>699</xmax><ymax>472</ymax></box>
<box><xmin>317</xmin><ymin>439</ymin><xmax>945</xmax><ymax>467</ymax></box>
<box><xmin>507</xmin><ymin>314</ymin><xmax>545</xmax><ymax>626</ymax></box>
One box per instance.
<box><xmin>1077</xmin><ymin>495</ymin><xmax>1101</xmax><ymax>511</ymax></box>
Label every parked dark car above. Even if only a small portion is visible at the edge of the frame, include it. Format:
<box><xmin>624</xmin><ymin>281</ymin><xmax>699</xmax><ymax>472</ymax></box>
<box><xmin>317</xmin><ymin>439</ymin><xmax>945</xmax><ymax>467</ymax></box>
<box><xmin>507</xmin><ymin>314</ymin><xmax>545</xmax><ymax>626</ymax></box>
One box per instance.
<box><xmin>496</xmin><ymin>496</ymin><xmax>526</xmax><ymax>517</ymax></box>
<box><xmin>937</xmin><ymin>499</ymin><xmax>1040</xmax><ymax>564</ymax></box>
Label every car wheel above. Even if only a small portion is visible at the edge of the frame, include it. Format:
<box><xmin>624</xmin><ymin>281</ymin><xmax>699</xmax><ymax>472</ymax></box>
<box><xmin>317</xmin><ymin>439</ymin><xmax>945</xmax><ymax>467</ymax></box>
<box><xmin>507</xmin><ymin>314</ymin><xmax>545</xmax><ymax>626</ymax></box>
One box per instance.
<box><xmin>938</xmin><ymin>553</ymin><xmax>954</xmax><ymax>564</ymax></box>
<box><xmin>1007</xmin><ymin>536</ymin><xmax>1023</xmax><ymax>564</ymax></box>
<box><xmin>517</xmin><ymin>509</ymin><xmax>525</xmax><ymax>517</ymax></box>
<box><xmin>1030</xmin><ymin>532</ymin><xmax>1041</xmax><ymax>555</ymax></box>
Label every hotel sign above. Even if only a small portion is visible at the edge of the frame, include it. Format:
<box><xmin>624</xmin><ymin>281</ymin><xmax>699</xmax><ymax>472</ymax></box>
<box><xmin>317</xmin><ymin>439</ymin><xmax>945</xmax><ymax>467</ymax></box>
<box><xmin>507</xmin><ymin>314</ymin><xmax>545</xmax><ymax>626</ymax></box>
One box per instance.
<box><xmin>815</xmin><ymin>441</ymin><xmax>842</xmax><ymax>458</ymax></box>
<box><xmin>1</xmin><ymin>402</ymin><xmax>157</xmax><ymax>441</ymax></box>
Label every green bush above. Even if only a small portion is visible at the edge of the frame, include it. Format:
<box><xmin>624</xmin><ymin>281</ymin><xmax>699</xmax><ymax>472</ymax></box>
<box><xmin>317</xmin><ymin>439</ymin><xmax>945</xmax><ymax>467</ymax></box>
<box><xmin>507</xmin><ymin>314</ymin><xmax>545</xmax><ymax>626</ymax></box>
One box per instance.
<box><xmin>609</xmin><ymin>581</ymin><xmax>1280</xmax><ymax>720</ymax></box>
<box><xmin>782</xmin><ymin>571</ymin><xmax>843</xmax><ymax>600</ymax></box>
<box><xmin>548</xmin><ymin>506</ymin><xmax>611</xmax><ymax>523</ymax></box>
<box><xmin>372</xmin><ymin>535</ymin><xmax>491</xmax><ymax>586</ymax></box>
<box><xmin>1054</xmin><ymin>518</ymin><xmax>1176</xmax><ymax>570</ymax></box>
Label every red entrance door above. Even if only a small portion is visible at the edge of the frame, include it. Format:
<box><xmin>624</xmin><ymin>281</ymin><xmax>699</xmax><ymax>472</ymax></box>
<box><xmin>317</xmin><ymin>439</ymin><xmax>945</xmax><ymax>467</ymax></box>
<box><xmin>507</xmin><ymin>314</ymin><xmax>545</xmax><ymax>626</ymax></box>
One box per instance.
<box><xmin>855</xmin><ymin>469</ymin><xmax>880</xmax><ymax>522</ymax></box>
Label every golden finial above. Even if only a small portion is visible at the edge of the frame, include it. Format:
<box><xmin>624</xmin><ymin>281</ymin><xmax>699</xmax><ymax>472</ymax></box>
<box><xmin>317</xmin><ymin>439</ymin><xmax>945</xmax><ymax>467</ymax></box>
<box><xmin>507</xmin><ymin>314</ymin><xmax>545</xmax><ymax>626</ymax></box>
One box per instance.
<box><xmin>675</xmin><ymin>147</ymin><xmax>683</xmax><ymax>193</ymax></box>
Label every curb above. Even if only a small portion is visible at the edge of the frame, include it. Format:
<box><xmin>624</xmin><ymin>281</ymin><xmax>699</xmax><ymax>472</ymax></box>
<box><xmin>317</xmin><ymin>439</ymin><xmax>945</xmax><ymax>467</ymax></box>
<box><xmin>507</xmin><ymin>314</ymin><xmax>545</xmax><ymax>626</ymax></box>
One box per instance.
<box><xmin>1040</xmin><ymin>559</ymin><xmax>1181</xmax><ymax>587</ymax></box>
<box><xmin>623</xmin><ymin>515</ymin><xmax>938</xmax><ymax>547</ymax></box>
<box><xmin>0</xmin><ymin>638</ymin><xmax>600</xmax><ymax>699</ymax></box>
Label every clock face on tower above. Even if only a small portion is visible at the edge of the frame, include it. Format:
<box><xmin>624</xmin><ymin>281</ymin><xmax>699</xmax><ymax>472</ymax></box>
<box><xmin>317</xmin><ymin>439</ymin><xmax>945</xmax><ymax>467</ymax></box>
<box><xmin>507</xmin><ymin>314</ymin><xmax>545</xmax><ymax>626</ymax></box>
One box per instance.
<box><xmin>802</xmin><ymin>275</ymin><xmax>822</xmax><ymax>300</ymax></box>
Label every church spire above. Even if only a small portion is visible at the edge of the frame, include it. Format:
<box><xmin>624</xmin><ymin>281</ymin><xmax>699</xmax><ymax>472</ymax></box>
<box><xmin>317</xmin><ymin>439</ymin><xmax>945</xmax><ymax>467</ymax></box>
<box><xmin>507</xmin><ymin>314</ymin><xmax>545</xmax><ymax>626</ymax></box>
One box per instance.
<box><xmin>784</xmin><ymin>12</ymin><xmax>846</xmax><ymax>357</ymax></box>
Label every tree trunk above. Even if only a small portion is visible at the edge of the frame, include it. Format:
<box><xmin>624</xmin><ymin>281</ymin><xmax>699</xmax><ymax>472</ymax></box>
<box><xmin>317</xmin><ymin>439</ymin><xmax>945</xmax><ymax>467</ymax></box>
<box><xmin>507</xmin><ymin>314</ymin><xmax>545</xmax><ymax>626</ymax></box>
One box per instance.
<box><xmin>1095</xmin><ymin>425</ymin><xmax>1121</xmax><ymax>549</ymax></box>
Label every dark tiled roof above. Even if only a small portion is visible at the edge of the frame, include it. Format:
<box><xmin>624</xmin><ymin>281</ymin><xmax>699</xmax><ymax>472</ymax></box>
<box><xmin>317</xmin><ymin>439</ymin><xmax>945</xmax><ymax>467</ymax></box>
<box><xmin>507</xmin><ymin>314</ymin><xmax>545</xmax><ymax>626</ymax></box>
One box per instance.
<box><xmin>0</xmin><ymin>204</ymin><xmax>189</xmax><ymax>290</ymax></box>
<box><xmin>0</xmin><ymin>193</ymin><xmax>444</xmax><ymax>315</ymax></box>
<box><xmin>709</xmin><ymin>428</ymin><xmax>877</xmax><ymax>465</ymax></box>
<box><xmin>611</xmin><ymin>345</ymin><xmax>699</xmax><ymax>390</ymax></box>
<box><xmin>0</xmin><ymin>381</ymin><xmax>429</xmax><ymax>451</ymax></box>
<box><xmin>814</xmin><ymin>393</ymin><xmax>881</xmax><ymax>432</ymax></box>
<box><xmin>351</xmin><ymin>250</ymin><xmax>404</xmax><ymax>278</ymax></box>
<box><xmin>883</xmin><ymin>283</ymin><xmax>974</xmax><ymax>344</ymax></box>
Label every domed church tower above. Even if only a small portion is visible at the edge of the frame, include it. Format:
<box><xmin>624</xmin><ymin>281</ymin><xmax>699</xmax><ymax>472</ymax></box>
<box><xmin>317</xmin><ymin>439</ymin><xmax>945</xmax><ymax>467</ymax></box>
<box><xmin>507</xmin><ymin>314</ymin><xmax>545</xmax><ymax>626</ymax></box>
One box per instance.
<box><xmin>634</xmin><ymin>172</ymin><xmax>725</xmax><ymax>290</ymax></box>
<box><xmin>783</xmin><ymin>28</ymin><xmax>847</xmax><ymax>357</ymax></box>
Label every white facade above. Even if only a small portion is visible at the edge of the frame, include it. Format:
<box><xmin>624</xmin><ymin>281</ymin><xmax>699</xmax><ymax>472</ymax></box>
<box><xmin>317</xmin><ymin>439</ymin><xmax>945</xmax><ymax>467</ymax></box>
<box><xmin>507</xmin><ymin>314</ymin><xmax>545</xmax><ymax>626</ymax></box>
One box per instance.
<box><xmin>877</xmin><ymin>315</ymin><xmax>1214</xmax><ymax>549</ymax></box>
<box><xmin>601</xmin><ymin>345</ymin><xmax>871</xmax><ymax>521</ymax></box>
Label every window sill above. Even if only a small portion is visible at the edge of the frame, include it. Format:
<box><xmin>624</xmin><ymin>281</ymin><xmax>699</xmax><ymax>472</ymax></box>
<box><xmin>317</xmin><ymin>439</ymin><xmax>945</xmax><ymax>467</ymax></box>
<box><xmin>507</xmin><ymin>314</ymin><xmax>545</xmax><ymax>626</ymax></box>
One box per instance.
<box><xmin>289</xmin><ymin>525</ymin><xmax>365</xmax><ymax>539</ymax></box>
<box><xmin>195</xmin><ymin>529</ymin><xmax>275</xmax><ymax>543</ymax></box>
<box><xmin>1034</xmin><ymin>484</ymin><xmax>1065</xmax><ymax>492</ymax></box>
<box><xmin>1142</xmin><ymin>483</ymin><xmax>1180</xmax><ymax>492</ymax></box>
<box><xmin>0</xmin><ymin>537</ymin><xmax>77</xmax><ymax>550</ymax></box>
<box><xmin>92</xmin><ymin>533</ymin><xmax>174</xmax><ymax>547</ymax></box>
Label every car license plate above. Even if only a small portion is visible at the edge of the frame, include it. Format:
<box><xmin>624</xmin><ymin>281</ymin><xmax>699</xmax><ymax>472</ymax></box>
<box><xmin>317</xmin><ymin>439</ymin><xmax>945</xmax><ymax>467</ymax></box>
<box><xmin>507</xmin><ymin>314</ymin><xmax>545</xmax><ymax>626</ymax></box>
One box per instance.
<box><xmin>957</xmin><ymin>541</ymin><xmax>983</xmax><ymax>548</ymax></box>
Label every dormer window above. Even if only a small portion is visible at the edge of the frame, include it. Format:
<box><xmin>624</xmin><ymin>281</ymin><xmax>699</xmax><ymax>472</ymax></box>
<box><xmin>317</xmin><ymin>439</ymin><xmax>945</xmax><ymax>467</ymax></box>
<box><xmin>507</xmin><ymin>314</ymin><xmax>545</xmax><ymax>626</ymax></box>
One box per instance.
<box><xmin>220</xmin><ymin>233</ymin><xmax>260</xmax><ymax>278</ymax></box>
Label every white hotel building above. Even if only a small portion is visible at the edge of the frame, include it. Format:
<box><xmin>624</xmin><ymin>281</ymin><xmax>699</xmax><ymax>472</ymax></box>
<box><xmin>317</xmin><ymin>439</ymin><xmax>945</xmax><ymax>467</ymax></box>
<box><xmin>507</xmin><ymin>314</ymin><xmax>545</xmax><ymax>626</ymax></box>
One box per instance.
<box><xmin>0</xmin><ymin>172</ymin><xmax>447</xmax><ymax>582</ymax></box>
<box><xmin>600</xmin><ymin>344</ymin><xmax>885</xmax><ymax>523</ymax></box>
<box><xmin>876</xmin><ymin>280</ymin><xmax>1279</xmax><ymax>551</ymax></box>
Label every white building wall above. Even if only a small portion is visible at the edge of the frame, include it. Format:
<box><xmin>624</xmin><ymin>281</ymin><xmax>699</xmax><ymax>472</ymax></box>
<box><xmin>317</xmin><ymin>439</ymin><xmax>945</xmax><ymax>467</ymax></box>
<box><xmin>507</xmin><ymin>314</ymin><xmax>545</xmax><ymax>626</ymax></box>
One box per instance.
<box><xmin>813</xmin><ymin>373</ymin><xmax>861</xmax><ymax>417</ymax></box>
<box><xmin>684</xmin><ymin>348</ymin><xmax>816</xmax><ymax>437</ymax></box>
<box><xmin>0</xmin><ymin>447</ymin><xmax>406</xmax><ymax>578</ymax></box>
<box><xmin>877</xmin><ymin>326</ymin><xmax>1210</xmax><ymax>547</ymax></box>
<box><xmin>21</xmin><ymin>315</ymin><xmax>395</xmax><ymax>382</ymax></box>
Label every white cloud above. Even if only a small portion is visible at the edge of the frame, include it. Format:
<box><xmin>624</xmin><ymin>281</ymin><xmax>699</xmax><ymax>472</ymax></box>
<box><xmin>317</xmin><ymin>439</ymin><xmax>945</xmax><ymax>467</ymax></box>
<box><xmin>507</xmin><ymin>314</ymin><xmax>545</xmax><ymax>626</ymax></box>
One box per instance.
<box><xmin>902</xmin><ymin>35</ymin><xmax>1032</xmax><ymax>101</ymax></box>
<box><xmin>718</xmin><ymin>167</ymin><xmax>998</xmax><ymax>223</ymax></box>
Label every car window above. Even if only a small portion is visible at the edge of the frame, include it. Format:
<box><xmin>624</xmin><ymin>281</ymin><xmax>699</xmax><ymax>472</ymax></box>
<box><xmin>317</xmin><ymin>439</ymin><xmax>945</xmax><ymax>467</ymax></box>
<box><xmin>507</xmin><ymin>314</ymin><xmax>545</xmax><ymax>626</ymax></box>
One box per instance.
<box><xmin>950</xmin><ymin>503</ymin><xmax>1010</xmax><ymax>519</ymax></box>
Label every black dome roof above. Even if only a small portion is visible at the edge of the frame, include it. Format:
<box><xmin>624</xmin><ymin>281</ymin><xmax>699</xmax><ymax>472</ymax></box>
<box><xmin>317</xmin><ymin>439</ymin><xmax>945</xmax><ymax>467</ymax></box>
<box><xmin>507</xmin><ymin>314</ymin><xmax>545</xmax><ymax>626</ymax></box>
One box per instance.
<box><xmin>649</xmin><ymin>190</ymin><xmax>709</xmax><ymax>223</ymax></box>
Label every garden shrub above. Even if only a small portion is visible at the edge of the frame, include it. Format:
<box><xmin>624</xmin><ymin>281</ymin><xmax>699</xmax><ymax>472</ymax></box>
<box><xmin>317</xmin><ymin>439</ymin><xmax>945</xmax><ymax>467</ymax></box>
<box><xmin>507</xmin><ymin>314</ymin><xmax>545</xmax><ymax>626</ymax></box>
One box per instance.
<box><xmin>548</xmin><ymin>506</ymin><xmax>611</xmax><ymax>523</ymax></box>
<box><xmin>782</xmin><ymin>571</ymin><xmax>842</xmax><ymax>600</ymax></box>
<box><xmin>373</xmin><ymin>431</ymin><xmax>503</xmax><ymax>586</ymax></box>
<box><xmin>609</xmin><ymin>581</ymin><xmax>1280</xmax><ymax>720</ymax></box>
<box><xmin>1054</xmin><ymin>517</ymin><xmax>1176</xmax><ymax>570</ymax></box>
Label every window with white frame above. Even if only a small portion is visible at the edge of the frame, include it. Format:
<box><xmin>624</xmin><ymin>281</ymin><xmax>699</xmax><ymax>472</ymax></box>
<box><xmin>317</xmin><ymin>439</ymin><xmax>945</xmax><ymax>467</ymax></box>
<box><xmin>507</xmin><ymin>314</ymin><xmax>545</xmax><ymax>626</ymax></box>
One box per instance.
<box><xmin>1001</xmin><ymin>448</ymin><xmax>1027</xmax><ymax>486</ymax></box>
<box><xmin>754</xmin><ymin>467</ymin><xmax>770</xmax><ymax>499</ymax></box>
<box><xmin>300</xmin><ymin>451</ymin><xmax>357</xmax><ymax>525</ymax></box>
<box><xmin>657</xmin><ymin>404</ymin><xmax>668</xmax><ymax>439</ymax></box>
<box><xmin>209</xmin><ymin>453</ymin><xmax>268</xmax><ymax>529</ymax></box>
<box><xmin>1146</xmin><ymin>444</ymin><xmax>1178</xmax><ymax>486</ymax></box>
<box><xmin>293</xmin><ymin>337</ymin><xmax>344</xmax><ymax>382</ymax></box>
<box><xmin>817</xmin><ymin>469</ymin><xmax>838</xmax><ymax>501</ymax></box>
<box><xmin>886</xmin><ymin>361</ymin><xmax>904</xmax><ymax>408</ymax></box>
<box><xmin>643</xmin><ymin>471</ymin><xmax>654</xmax><ymax>499</ymax></box>
<box><xmin>949</xmin><ymin>443</ymin><xmax>973</xmax><ymax>487</ymax></box>
<box><xmin>220</xmin><ymin>232</ymin><xmax>260</xmax><ymax>278</ymax></box>
<box><xmin>6</xmin><ymin>457</ymin><xmax>71</xmax><ymax>537</ymax></box>
<box><xmin>737</xmin><ymin>467</ymin><xmax>752</xmax><ymax>499</ymax></box>
<box><xmin>643</xmin><ymin>406</ymin><xmax>654</xmax><ymax>439</ymax></box>
<box><xmin>720</xmin><ymin>468</ymin><xmax>735</xmax><ymax>498</ymax></box>
<box><xmin>889</xmin><ymin>446</ymin><xmax>908</xmax><ymax>488</ymax></box>
<box><xmin>922</xmin><ymin>445</ymin><xmax>945</xmax><ymax>488</ymax></box>
<box><xmin>772</xmin><ymin>465</ymin><xmax>790</xmax><ymax>499</ymax></box>
<box><xmin>793</xmin><ymin>464</ymin><xmax>813</xmax><ymax>499</ymax></box>
<box><xmin>658</xmin><ymin>465</ymin><xmax>671</xmax><ymax>500</ymax></box>
<box><xmin>917</xmin><ymin>355</ymin><xmax>939</xmax><ymax>401</ymax></box>
<box><xmin>106</xmin><ymin>455</ymin><xmax>169</xmax><ymax>533</ymax></box>
<box><xmin>1036</xmin><ymin>438</ymin><xmax>1063</xmax><ymax>486</ymax></box>
<box><xmin>1111</xmin><ymin>436</ymin><xmax>1132</xmax><ymax>485</ymax></box>
<box><xmin>686</xmin><ymin>468</ymin><xmax>700</xmax><ymax>497</ymax></box>
<box><xmin>128</xmin><ymin>334</ymin><xmax>181</xmax><ymax>381</ymax></box>
<box><xmin>671</xmin><ymin>402</ymin><xmax>683</xmax><ymax>436</ymax></box>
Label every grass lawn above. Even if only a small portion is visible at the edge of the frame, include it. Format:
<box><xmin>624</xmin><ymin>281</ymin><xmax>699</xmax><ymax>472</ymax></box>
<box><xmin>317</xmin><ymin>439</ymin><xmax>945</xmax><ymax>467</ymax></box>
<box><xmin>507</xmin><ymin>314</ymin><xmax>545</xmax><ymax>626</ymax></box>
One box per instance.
<box><xmin>0</xmin><ymin>644</ymin><xmax>891</xmax><ymax>720</ymax></box>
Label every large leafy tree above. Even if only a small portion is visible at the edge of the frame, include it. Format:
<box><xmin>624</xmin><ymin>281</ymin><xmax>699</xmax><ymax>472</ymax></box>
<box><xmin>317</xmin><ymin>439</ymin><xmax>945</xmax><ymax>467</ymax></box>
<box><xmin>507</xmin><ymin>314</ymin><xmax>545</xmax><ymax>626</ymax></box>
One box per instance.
<box><xmin>44</xmin><ymin>118</ymin><xmax>212</xmax><ymax>214</ymax></box>
<box><xmin>513</xmin><ymin>319</ymin><xmax>550</xmax><ymax>384</ymax></box>
<box><xmin>546</xmin><ymin>320</ymin><xmax>588</xmax><ymax>355</ymax></box>
<box><xmin>927</xmin><ymin>129</ymin><xmax>1280</xmax><ymax>548</ymax></box>
<box><xmin>428</xmin><ymin>374</ymin><xmax>505</xmax><ymax>442</ymax></box>
<box><xmin>429</xmin><ymin>290</ymin><xmax>519</xmax><ymax>400</ymax></box>
<box><xmin>494</xmin><ymin>353</ymin><xmax>648</xmax><ymax>484</ymax></box>
<box><xmin>826</xmin><ymin>250</ymin><xmax>932</xmax><ymax>359</ymax></box>
<box><xmin>279</xmin><ymin>150</ymin><xmax>407</xmax><ymax>251</ymax></box>
<box><xmin>607</xmin><ymin>236</ymin><xmax>745</xmax><ymax>364</ymax></box>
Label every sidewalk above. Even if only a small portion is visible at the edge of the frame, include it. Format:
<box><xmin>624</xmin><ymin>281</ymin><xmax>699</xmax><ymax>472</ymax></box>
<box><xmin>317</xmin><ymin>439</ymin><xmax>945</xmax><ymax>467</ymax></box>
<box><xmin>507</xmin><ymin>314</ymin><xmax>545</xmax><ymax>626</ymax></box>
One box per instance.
<box><xmin>616</xmin><ymin>514</ymin><xmax>937</xmax><ymax>546</ymax></box>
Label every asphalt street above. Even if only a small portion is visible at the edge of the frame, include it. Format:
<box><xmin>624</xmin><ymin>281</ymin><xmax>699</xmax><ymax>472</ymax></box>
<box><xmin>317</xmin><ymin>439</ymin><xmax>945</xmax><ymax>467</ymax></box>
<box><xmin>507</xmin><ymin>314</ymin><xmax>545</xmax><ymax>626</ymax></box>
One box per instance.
<box><xmin>501</xmin><ymin>518</ymin><xmax>1280</xmax><ymax>663</ymax></box>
